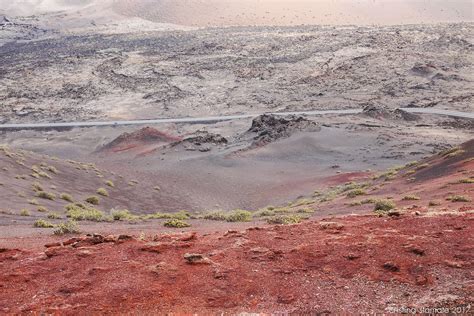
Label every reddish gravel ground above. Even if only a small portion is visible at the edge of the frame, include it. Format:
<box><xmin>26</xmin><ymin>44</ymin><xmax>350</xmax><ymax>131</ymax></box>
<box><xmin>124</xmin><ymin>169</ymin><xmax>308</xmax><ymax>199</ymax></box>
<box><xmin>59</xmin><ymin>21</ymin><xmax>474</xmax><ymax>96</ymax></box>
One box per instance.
<box><xmin>1</xmin><ymin>212</ymin><xmax>473</xmax><ymax>314</ymax></box>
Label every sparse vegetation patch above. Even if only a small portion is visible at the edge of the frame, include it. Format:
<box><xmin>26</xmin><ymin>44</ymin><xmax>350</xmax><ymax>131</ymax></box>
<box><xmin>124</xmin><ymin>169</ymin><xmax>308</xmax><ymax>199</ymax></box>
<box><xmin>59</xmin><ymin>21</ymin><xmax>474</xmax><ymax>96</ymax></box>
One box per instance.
<box><xmin>226</xmin><ymin>210</ymin><xmax>252</xmax><ymax>222</ymax></box>
<box><xmin>36</xmin><ymin>191</ymin><xmax>56</xmax><ymax>200</ymax></box>
<box><xmin>54</xmin><ymin>220</ymin><xmax>80</xmax><ymax>235</ymax></box>
<box><xmin>267</xmin><ymin>215</ymin><xmax>303</xmax><ymax>225</ymax></box>
<box><xmin>374</xmin><ymin>199</ymin><xmax>396</xmax><ymax>215</ymax></box>
<box><xmin>85</xmin><ymin>196</ymin><xmax>100</xmax><ymax>205</ymax></box>
<box><xmin>34</xmin><ymin>219</ymin><xmax>55</xmax><ymax>228</ymax></box>
<box><xmin>164</xmin><ymin>219</ymin><xmax>191</xmax><ymax>228</ymax></box>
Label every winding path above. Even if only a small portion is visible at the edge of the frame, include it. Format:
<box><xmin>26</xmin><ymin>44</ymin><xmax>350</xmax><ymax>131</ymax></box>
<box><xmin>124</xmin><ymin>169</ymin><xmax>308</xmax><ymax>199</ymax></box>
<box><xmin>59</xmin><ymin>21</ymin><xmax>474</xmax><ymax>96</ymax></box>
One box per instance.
<box><xmin>0</xmin><ymin>108</ymin><xmax>472</xmax><ymax>130</ymax></box>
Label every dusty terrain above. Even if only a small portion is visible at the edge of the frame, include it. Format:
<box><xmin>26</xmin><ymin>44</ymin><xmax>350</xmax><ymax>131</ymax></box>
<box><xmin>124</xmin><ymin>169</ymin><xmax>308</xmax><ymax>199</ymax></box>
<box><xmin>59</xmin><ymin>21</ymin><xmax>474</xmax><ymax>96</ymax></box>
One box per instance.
<box><xmin>1</xmin><ymin>23</ymin><xmax>473</xmax><ymax>123</ymax></box>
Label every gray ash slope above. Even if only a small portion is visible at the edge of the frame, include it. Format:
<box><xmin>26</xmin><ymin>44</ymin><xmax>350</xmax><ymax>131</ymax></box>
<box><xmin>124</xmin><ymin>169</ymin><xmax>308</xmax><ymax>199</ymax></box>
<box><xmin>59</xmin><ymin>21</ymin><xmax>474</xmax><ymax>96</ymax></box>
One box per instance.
<box><xmin>0</xmin><ymin>23</ymin><xmax>472</xmax><ymax>124</ymax></box>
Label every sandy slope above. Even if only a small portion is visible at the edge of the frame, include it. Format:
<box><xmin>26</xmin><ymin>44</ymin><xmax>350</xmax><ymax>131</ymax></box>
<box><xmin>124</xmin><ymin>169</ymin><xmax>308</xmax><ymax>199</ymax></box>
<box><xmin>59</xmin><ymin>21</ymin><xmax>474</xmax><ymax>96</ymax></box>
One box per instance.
<box><xmin>2</xmin><ymin>0</ymin><xmax>472</xmax><ymax>26</ymax></box>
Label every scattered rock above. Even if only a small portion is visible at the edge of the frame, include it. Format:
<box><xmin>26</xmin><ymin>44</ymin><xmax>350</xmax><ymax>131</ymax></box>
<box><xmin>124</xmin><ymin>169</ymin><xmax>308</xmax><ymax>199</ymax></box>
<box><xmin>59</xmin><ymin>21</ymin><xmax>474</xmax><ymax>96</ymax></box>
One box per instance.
<box><xmin>45</xmin><ymin>242</ymin><xmax>62</xmax><ymax>248</ymax></box>
<box><xmin>141</xmin><ymin>242</ymin><xmax>167</xmax><ymax>253</ymax></box>
<box><xmin>319</xmin><ymin>222</ymin><xmax>344</xmax><ymax>230</ymax></box>
<box><xmin>76</xmin><ymin>248</ymin><xmax>94</xmax><ymax>257</ymax></box>
<box><xmin>387</xmin><ymin>210</ymin><xmax>401</xmax><ymax>217</ymax></box>
<box><xmin>177</xmin><ymin>232</ymin><xmax>197</xmax><ymax>242</ymax></box>
<box><xmin>407</xmin><ymin>247</ymin><xmax>425</xmax><ymax>256</ymax></box>
<box><xmin>444</xmin><ymin>260</ymin><xmax>464</xmax><ymax>268</ymax></box>
<box><xmin>363</xmin><ymin>105</ymin><xmax>420</xmax><ymax>121</ymax></box>
<box><xmin>63</xmin><ymin>237</ymin><xmax>86</xmax><ymax>246</ymax></box>
<box><xmin>277</xmin><ymin>294</ymin><xmax>296</xmax><ymax>304</ymax></box>
<box><xmin>104</xmin><ymin>235</ymin><xmax>116</xmax><ymax>242</ymax></box>
<box><xmin>44</xmin><ymin>247</ymin><xmax>68</xmax><ymax>258</ymax></box>
<box><xmin>184</xmin><ymin>253</ymin><xmax>212</xmax><ymax>265</ymax></box>
<box><xmin>415</xmin><ymin>275</ymin><xmax>429</xmax><ymax>286</ymax></box>
<box><xmin>344</xmin><ymin>253</ymin><xmax>361</xmax><ymax>260</ymax></box>
<box><xmin>383</xmin><ymin>262</ymin><xmax>400</xmax><ymax>272</ymax></box>
<box><xmin>172</xmin><ymin>131</ymin><xmax>228</xmax><ymax>152</ymax></box>
<box><xmin>117</xmin><ymin>235</ymin><xmax>133</xmax><ymax>242</ymax></box>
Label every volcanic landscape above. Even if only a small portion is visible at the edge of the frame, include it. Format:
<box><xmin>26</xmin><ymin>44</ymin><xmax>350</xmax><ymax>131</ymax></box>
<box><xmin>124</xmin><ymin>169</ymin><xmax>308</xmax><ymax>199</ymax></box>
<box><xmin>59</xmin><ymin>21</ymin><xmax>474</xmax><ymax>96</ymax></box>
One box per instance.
<box><xmin>0</xmin><ymin>0</ymin><xmax>473</xmax><ymax>314</ymax></box>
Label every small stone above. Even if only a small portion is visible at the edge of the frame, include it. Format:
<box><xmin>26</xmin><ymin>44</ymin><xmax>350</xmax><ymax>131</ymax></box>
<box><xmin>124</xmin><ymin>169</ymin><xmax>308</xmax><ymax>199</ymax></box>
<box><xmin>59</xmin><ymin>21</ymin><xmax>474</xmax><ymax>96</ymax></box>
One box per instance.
<box><xmin>277</xmin><ymin>294</ymin><xmax>296</xmax><ymax>304</ymax></box>
<box><xmin>104</xmin><ymin>235</ymin><xmax>116</xmax><ymax>242</ymax></box>
<box><xmin>383</xmin><ymin>262</ymin><xmax>400</xmax><ymax>272</ymax></box>
<box><xmin>416</xmin><ymin>275</ymin><xmax>428</xmax><ymax>285</ymax></box>
<box><xmin>177</xmin><ymin>232</ymin><xmax>197</xmax><ymax>242</ymax></box>
<box><xmin>387</xmin><ymin>210</ymin><xmax>401</xmax><ymax>217</ymax></box>
<box><xmin>44</xmin><ymin>247</ymin><xmax>68</xmax><ymax>258</ymax></box>
<box><xmin>117</xmin><ymin>235</ymin><xmax>133</xmax><ymax>241</ymax></box>
<box><xmin>45</xmin><ymin>242</ymin><xmax>62</xmax><ymax>248</ymax></box>
<box><xmin>445</xmin><ymin>260</ymin><xmax>464</xmax><ymax>268</ymax></box>
<box><xmin>319</xmin><ymin>222</ymin><xmax>344</xmax><ymax>230</ymax></box>
<box><xmin>409</xmin><ymin>247</ymin><xmax>425</xmax><ymax>256</ymax></box>
<box><xmin>345</xmin><ymin>253</ymin><xmax>361</xmax><ymax>260</ymax></box>
<box><xmin>184</xmin><ymin>253</ymin><xmax>212</xmax><ymax>264</ymax></box>
<box><xmin>63</xmin><ymin>237</ymin><xmax>85</xmax><ymax>246</ymax></box>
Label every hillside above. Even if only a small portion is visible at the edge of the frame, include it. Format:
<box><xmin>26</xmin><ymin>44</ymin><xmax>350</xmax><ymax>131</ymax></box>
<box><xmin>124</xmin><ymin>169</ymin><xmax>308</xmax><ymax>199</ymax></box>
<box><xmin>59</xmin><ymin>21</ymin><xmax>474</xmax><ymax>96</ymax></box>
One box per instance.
<box><xmin>0</xmin><ymin>140</ymin><xmax>472</xmax><ymax>313</ymax></box>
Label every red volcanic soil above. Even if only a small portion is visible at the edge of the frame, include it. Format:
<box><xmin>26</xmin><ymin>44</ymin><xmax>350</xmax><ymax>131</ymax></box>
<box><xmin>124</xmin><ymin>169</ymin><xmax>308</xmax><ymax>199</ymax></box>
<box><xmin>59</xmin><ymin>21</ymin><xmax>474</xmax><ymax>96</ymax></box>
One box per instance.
<box><xmin>1</xmin><ymin>212</ymin><xmax>473</xmax><ymax>314</ymax></box>
<box><xmin>100</xmin><ymin>127</ymin><xmax>181</xmax><ymax>153</ymax></box>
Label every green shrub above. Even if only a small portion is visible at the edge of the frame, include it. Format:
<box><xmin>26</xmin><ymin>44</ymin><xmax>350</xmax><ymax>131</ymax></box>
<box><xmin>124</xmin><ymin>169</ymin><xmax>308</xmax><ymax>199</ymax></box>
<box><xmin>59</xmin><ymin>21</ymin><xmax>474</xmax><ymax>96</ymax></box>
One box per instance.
<box><xmin>32</xmin><ymin>182</ymin><xmax>43</xmax><ymax>192</ymax></box>
<box><xmin>105</xmin><ymin>180</ymin><xmax>114</xmax><ymax>187</ymax></box>
<box><xmin>47</xmin><ymin>212</ymin><xmax>62</xmax><ymax>219</ymax></box>
<box><xmin>65</xmin><ymin>204</ymin><xmax>104</xmax><ymax>221</ymax></box>
<box><xmin>428</xmin><ymin>200</ymin><xmax>441</xmax><ymax>207</ymax></box>
<box><xmin>54</xmin><ymin>220</ymin><xmax>80</xmax><ymax>235</ymax></box>
<box><xmin>256</xmin><ymin>209</ymin><xmax>276</xmax><ymax>217</ymax></box>
<box><xmin>346</xmin><ymin>189</ymin><xmax>366</xmax><ymax>198</ymax></box>
<box><xmin>172</xmin><ymin>210</ymin><xmax>190</xmax><ymax>220</ymax></box>
<box><xmin>164</xmin><ymin>219</ymin><xmax>191</xmax><ymax>228</ymax></box>
<box><xmin>37</xmin><ymin>206</ymin><xmax>48</xmax><ymax>213</ymax></box>
<box><xmin>447</xmin><ymin>195</ymin><xmax>472</xmax><ymax>202</ymax></box>
<box><xmin>203</xmin><ymin>211</ymin><xmax>228</xmax><ymax>221</ymax></box>
<box><xmin>60</xmin><ymin>193</ymin><xmax>74</xmax><ymax>202</ymax></box>
<box><xmin>96</xmin><ymin>188</ymin><xmax>109</xmax><ymax>197</ymax></box>
<box><xmin>85</xmin><ymin>196</ymin><xmax>100</xmax><ymax>205</ymax></box>
<box><xmin>46</xmin><ymin>166</ymin><xmax>58</xmax><ymax>174</ymax></box>
<box><xmin>226</xmin><ymin>210</ymin><xmax>252</xmax><ymax>222</ymax></box>
<box><xmin>291</xmin><ymin>199</ymin><xmax>314</xmax><ymax>207</ymax></box>
<box><xmin>267</xmin><ymin>215</ymin><xmax>302</xmax><ymax>225</ymax></box>
<box><xmin>296</xmin><ymin>208</ymin><xmax>314</xmax><ymax>214</ymax></box>
<box><xmin>37</xmin><ymin>171</ymin><xmax>52</xmax><ymax>179</ymax></box>
<box><xmin>36</xmin><ymin>191</ymin><xmax>56</xmax><ymax>200</ymax></box>
<box><xmin>441</xmin><ymin>147</ymin><xmax>465</xmax><ymax>158</ymax></box>
<box><xmin>110</xmin><ymin>209</ymin><xmax>133</xmax><ymax>221</ymax></box>
<box><xmin>402</xmin><ymin>195</ymin><xmax>420</xmax><ymax>201</ymax></box>
<box><xmin>34</xmin><ymin>219</ymin><xmax>55</xmax><ymax>228</ymax></box>
<box><xmin>415</xmin><ymin>163</ymin><xmax>429</xmax><ymax>170</ymax></box>
<box><xmin>20</xmin><ymin>209</ymin><xmax>31</xmax><ymax>216</ymax></box>
<box><xmin>404</xmin><ymin>161</ymin><xmax>418</xmax><ymax>168</ymax></box>
<box><xmin>28</xmin><ymin>199</ymin><xmax>40</xmax><ymax>206</ymax></box>
<box><xmin>374</xmin><ymin>200</ymin><xmax>396</xmax><ymax>213</ymax></box>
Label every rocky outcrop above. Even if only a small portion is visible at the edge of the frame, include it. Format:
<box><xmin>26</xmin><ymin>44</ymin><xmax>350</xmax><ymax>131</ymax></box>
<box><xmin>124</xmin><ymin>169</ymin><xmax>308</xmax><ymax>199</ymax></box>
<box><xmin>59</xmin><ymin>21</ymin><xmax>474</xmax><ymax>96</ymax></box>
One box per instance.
<box><xmin>245</xmin><ymin>114</ymin><xmax>320</xmax><ymax>146</ymax></box>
